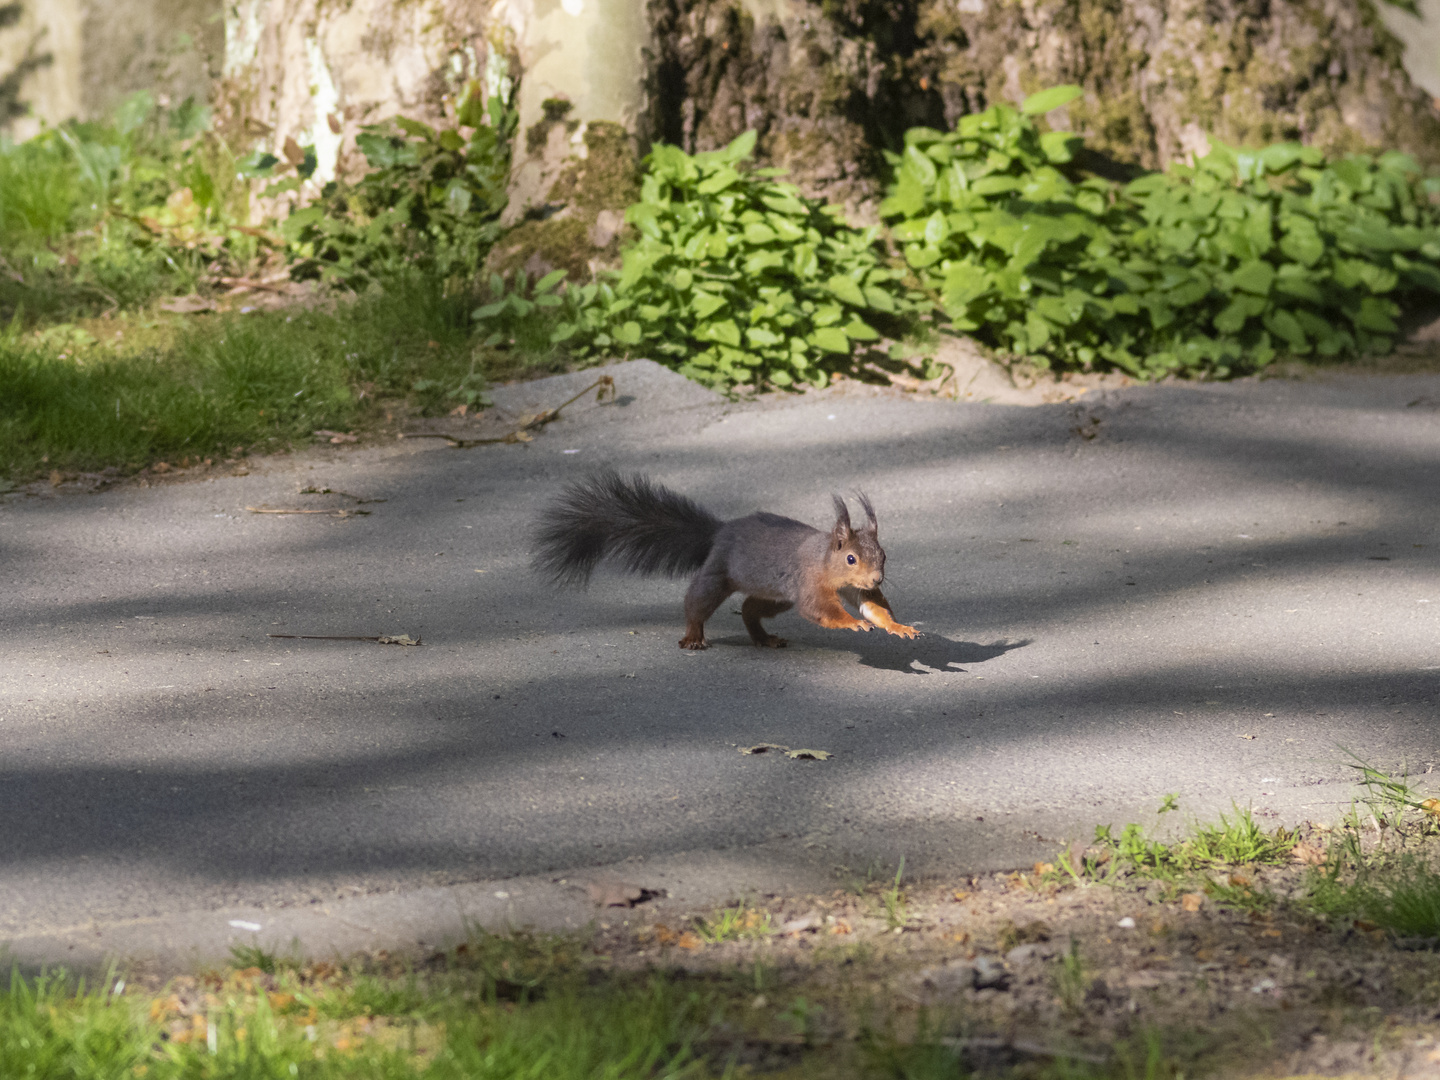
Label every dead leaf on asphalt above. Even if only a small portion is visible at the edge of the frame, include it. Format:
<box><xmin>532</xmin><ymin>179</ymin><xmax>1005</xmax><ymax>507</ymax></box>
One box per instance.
<box><xmin>586</xmin><ymin>880</ymin><xmax>664</xmax><ymax>908</ymax></box>
<box><xmin>1237</xmin><ymin>733</ymin><xmax>1257</xmax><ymax>740</ymax></box>
<box><xmin>376</xmin><ymin>635</ymin><xmax>420</xmax><ymax>646</ymax></box>
<box><xmin>741</xmin><ymin>743</ymin><xmax>789</xmax><ymax>755</ymax></box>
<box><xmin>785</xmin><ymin>748</ymin><xmax>832</xmax><ymax>760</ymax></box>
<box><xmin>313</xmin><ymin>429</ymin><xmax>358</xmax><ymax>443</ymax></box>
<box><xmin>1291</xmin><ymin>841</ymin><xmax>1328</xmax><ymax>866</ymax></box>
<box><xmin>158</xmin><ymin>294</ymin><xmax>216</xmax><ymax>314</ymax></box>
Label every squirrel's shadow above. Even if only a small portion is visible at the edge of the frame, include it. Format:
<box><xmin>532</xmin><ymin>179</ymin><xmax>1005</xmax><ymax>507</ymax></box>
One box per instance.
<box><xmin>709</xmin><ymin>631</ymin><xmax>1030</xmax><ymax>673</ymax></box>
<box><xmin>848</xmin><ymin>634</ymin><xmax>1031</xmax><ymax>674</ymax></box>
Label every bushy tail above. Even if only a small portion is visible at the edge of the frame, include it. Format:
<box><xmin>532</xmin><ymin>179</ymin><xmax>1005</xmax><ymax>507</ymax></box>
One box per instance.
<box><xmin>534</xmin><ymin>470</ymin><xmax>722</xmax><ymax>587</ymax></box>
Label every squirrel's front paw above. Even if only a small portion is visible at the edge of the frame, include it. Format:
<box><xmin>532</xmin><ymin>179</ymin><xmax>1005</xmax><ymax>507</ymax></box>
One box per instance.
<box><xmin>887</xmin><ymin>623</ymin><xmax>919</xmax><ymax>639</ymax></box>
<box><xmin>678</xmin><ymin>636</ymin><xmax>709</xmax><ymax>650</ymax></box>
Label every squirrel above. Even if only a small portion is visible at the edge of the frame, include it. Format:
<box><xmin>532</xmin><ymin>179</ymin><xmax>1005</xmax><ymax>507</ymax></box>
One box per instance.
<box><xmin>534</xmin><ymin>470</ymin><xmax>919</xmax><ymax>650</ymax></box>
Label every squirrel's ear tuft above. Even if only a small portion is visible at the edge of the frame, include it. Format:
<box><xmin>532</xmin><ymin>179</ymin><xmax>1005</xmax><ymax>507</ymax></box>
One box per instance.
<box><xmin>831</xmin><ymin>494</ymin><xmax>853</xmax><ymax>541</ymax></box>
<box><xmin>856</xmin><ymin>491</ymin><xmax>877</xmax><ymax>534</ymax></box>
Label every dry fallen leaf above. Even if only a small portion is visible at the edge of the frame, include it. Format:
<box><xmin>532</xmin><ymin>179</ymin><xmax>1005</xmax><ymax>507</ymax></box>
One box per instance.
<box><xmin>740</xmin><ymin>743</ymin><xmax>789</xmax><ymax>755</ymax></box>
<box><xmin>785</xmin><ymin>748</ymin><xmax>832</xmax><ymax>760</ymax></box>
<box><xmin>1421</xmin><ymin>798</ymin><xmax>1440</xmax><ymax>818</ymax></box>
<box><xmin>585</xmin><ymin>880</ymin><xmax>662</xmax><ymax>908</ymax></box>
<box><xmin>1291</xmin><ymin>841</ymin><xmax>1328</xmax><ymax>866</ymax></box>
<box><xmin>829</xmin><ymin>919</ymin><xmax>853</xmax><ymax>935</ymax></box>
<box><xmin>377</xmin><ymin>635</ymin><xmax>420</xmax><ymax>646</ymax></box>
<box><xmin>158</xmin><ymin>294</ymin><xmax>216</xmax><ymax>314</ymax></box>
<box><xmin>1237</xmin><ymin>733</ymin><xmax>1257</xmax><ymax>740</ymax></box>
<box><xmin>1180</xmin><ymin>892</ymin><xmax>1205</xmax><ymax>912</ymax></box>
<box><xmin>676</xmin><ymin>931</ymin><xmax>703</xmax><ymax>950</ymax></box>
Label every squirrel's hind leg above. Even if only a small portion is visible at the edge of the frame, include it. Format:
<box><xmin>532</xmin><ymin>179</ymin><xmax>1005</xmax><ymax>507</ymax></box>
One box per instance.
<box><xmin>680</xmin><ymin>571</ymin><xmax>731</xmax><ymax>650</ymax></box>
<box><xmin>741</xmin><ymin>597</ymin><xmax>793</xmax><ymax>648</ymax></box>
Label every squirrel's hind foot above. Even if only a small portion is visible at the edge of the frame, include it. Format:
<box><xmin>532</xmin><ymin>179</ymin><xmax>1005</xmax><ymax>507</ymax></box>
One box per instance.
<box><xmin>752</xmin><ymin>634</ymin><xmax>788</xmax><ymax>649</ymax></box>
<box><xmin>678</xmin><ymin>635</ymin><xmax>709</xmax><ymax>650</ymax></box>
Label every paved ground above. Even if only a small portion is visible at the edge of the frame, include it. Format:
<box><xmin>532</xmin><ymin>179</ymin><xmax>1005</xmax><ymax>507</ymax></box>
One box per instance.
<box><xmin>2</xmin><ymin>360</ymin><xmax>1437</xmax><ymax>970</ymax></box>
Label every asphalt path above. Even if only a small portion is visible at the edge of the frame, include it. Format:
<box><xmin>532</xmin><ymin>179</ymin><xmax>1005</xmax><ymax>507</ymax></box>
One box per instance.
<box><xmin>2</xmin><ymin>359</ymin><xmax>1437</xmax><ymax>967</ymax></box>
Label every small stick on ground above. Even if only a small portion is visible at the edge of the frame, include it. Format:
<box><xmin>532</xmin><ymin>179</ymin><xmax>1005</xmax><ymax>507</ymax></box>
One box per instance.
<box><xmin>267</xmin><ymin>634</ymin><xmax>421</xmax><ymax>645</ymax></box>
<box><xmin>401</xmin><ymin>375</ymin><xmax>616</xmax><ymax>447</ymax></box>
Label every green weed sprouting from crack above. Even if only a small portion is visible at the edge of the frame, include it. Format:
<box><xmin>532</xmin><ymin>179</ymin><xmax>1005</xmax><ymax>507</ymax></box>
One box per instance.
<box><xmin>1054</xmin><ymin>796</ymin><xmax>1295</xmax><ymax>917</ymax></box>
<box><xmin>880</xmin><ymin>856</ymin><xmax>909</xmax><ymax>931</ymax></box>
<box><xmin>1301</xmin><ymin>753</ymin><xmax>1440</xmax><ymax>940</ymax></box>
<box><xmin>694</xmin><ymin>901</ymin><xmax>773</xmax><ymax>943</ymax></box>
<box><xmin>1054</xmin><ymin>937</ymin><xmax>1089</xmax><ymax>1017</ymax></box>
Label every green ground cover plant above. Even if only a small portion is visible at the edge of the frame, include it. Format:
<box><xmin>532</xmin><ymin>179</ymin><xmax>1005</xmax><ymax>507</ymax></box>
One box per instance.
<box><xmin>883</xmin><ymin>86</ymin><xmax>1440</xmax><ymax>379</ymax></box>
<box><xmin>283</xmin><ymin>85</ymin><xmax>516</xmax><ymax>291</ymax></box>
<box><xmin>10</xmin><ymin>81</ymin><xmax>1440</xmax><ymax>479</ymax></box>
<box><xmin>0</xmin><ymin>91</ymin><xmax>270</xmax><ymax>322</ymax></box>
<box><xmin>542</xmin><ymin>130</ymin><xmax>922</xmax><ymax>389</ymax></box>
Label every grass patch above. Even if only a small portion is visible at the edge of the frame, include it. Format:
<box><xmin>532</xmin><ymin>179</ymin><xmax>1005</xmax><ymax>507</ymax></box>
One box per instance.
<box><xmin>1</xmin><ymin>945</ymin><xmax>720</xmax><ymax>1080</ymax></box>
<box><xmin>1301</xmin><ymin>758</ymin><xmax>1440</xmax><ymax>940</ymax></box>
<box><xmin>0</xmin><ymin>275</ymin><xmax>504</xmax><ymax>480</ymax></box>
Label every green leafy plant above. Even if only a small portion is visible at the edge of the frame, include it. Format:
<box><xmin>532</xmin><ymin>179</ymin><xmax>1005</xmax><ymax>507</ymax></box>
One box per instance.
<box><xmin>557</xmin><ymin>130</ymin><xmax>922</xmax><ymax>389</ymax></box>
<box><xmin>883</xmin><ymin>86</ymin><xmax>1440</xmax><ymax>379</ymax></box>
<box><xmin>284</xmin><ymin>84</ymin><xmax>516</xmax><ymax>290</ymax></box>
<box><xmin>472</xmin><ymin>267</ymin><xmax>569</xmax><ymax>349</ymax></box>
<box><xmin>0</xmin><ymin>91</ymin><xmax>270</xmax><ymax>318</ymax></box>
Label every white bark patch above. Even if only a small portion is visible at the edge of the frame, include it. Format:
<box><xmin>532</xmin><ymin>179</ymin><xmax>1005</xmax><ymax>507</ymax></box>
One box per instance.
<box><xmin>305</xmin><ymin>35</ymin><xmax>342</xmax><ymax>186</ymax></box>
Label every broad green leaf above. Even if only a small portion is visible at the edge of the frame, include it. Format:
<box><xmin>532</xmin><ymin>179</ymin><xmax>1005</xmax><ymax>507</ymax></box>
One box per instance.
<box><xmin>720</xmin><ymin>129</ymin><xmax>758</xmax><ymax>163</ymax></box>
<box><xmin>1040</xmin><ymin>130</ymin><xmax>1078</xmax><ymax>163</ymax></box>
<box><xmin>1355</xmin><ymin>296</ymin><xmax>1399</xmax><ymax>333</ymax></box>
<box><xmin>535</xmin><ymin>269</ymin><xmax>567</xmax><ymax>294</ymax></box>
<box><xmin>1021</xmin><ymin>85</ymin><xmax>1083</xmax><ymax>115</ymax></box>
<box><xmin>902</xmin><ymin>145</ymin><xmax>938</xmax><ymax>189</ymax></box>
<box><xmin>697</xmin><ymin>167</ymin><xmax>741</xmax><ymax>195</ymax></box>
<box><xmin>827</xmin><ymin>275</ymin><xmax>867</xmax><ymax>307</ymax></box>
<box><xmin>692</xmin><ymin>292</ymin><xmax>726</xmax><ymax>319</ymax></box>
<box><xmin>394</xmin><ymin>117</ymin><xmax>437</xmax><ymax>141</ymax></box>
<box><xmin>924</xmin><ymin>211</ymin><xmax>949</xmax><ymax>246</ymax></box>
<box><xmin>1230</xmin><ymin>260</ymin><xmax>1275</xmax><ymax>296</ymax></box>
<box><xmin>1264</xmin><ymin>309</ymin><xmax>1308</xmax><ymax>350</ymax></box>
<box><xmin>703</xmin><ymin>319</ymin><xmax>742</xmax><ymax>347</ymax></box>
<box><xmin>811</xmin><ymin>326</ymin><xmax>850</xmax><ymax>353</ymax></box>
<box><xmin>864</xmin><ymin>286</ymin><xmax>897</xmax><ymax>312</ymax></box>
<box><xmin>744</xmin><ymin>222</ymin><xmax>778</xmax><ymax>244</ymax></box>
<box><xmin>1213</xmin><ymin>298</ymin><xmax>1251</xmax><ymax>335</ymax></box>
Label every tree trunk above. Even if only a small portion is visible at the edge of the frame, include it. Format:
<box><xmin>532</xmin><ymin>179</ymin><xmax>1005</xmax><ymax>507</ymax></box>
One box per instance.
<box><xmin>648</xmin><ymin>0</ymin><xmax>1440</xmax><ymax>212</ymax></box>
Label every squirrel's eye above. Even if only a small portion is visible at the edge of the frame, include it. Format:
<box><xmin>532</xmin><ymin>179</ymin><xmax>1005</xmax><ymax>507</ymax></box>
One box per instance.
<box><xmin>846</xmin><ymin>554</ymin><xmax>857</xmax><ymax>565</ymax></box>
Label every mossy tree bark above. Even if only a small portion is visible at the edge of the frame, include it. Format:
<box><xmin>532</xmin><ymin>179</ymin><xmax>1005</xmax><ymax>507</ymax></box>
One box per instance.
<box><xmin>646</xmin><ymin>0</ymin><xmax>1440</xmax><ymax>210</ymax></box>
